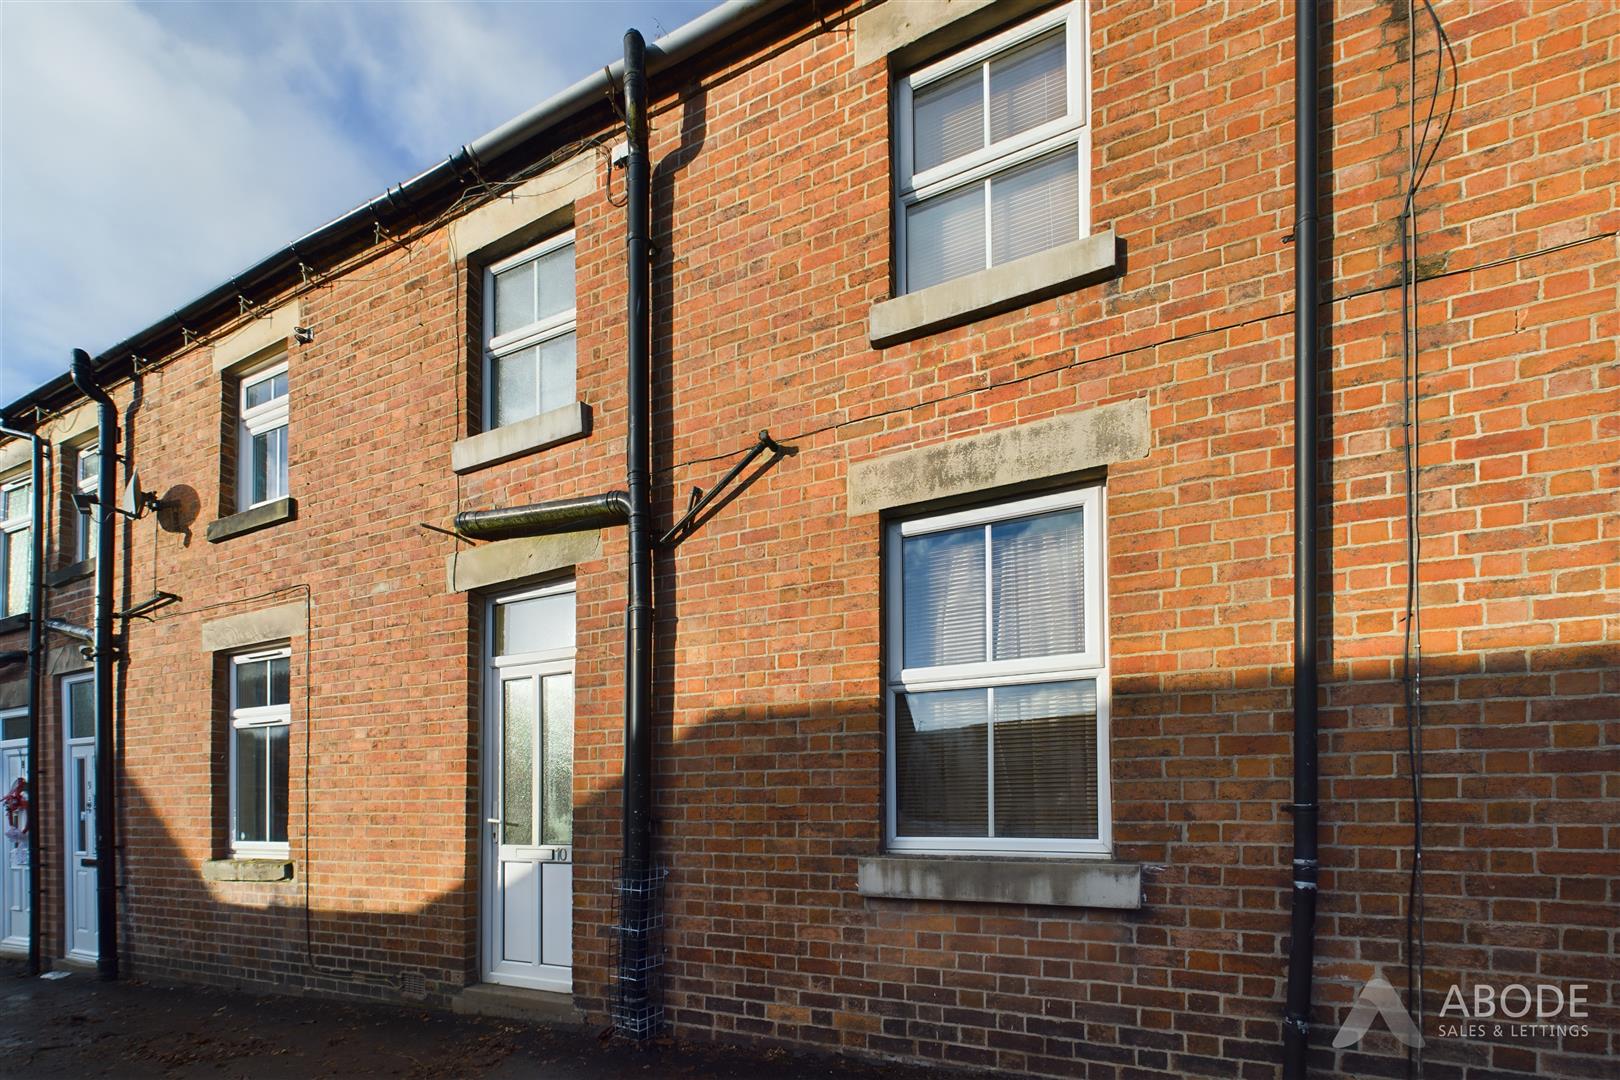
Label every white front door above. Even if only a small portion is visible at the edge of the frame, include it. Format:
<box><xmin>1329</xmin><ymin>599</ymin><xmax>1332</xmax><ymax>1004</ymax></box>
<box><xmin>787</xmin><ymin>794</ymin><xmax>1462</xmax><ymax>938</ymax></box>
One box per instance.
<box><xmin>0</xmin><ymin>708</ymin><xmax>29</xmax><ymax>951</ymax></box>
<box><xmin>483</xmin><ymin>584</ymin><xmax>574</xmax><ymax>992</ymax></box>
<box><xmin>62</xmin><ymin>674</ymin><xmax>97</xmax><ymax>962</ymax></box>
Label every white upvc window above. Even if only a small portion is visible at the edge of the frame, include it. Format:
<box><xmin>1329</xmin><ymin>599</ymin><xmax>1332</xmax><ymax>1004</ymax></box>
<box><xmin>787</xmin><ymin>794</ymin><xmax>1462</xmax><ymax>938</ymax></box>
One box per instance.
<box><xmin>894</xmin><ymin>2</ymin><xmax>1089</xmax><ymax>294</ymax></box>
<box><xmin>74</xmin><ymin>446</ymin><xmax>100</xmax><ymax>564</ymax></box>
<box><xmin>484</xmin><ymin>232</ymin><xmax>577</xmax><ymax>431</ymax></box>
<box><xmin>229</xmin><ymin>648</ymin><xmax>291</xmax><ymax>857</ymax></box>
<box><xmin>0</xmin><ymin>476</ymin><xmax>31</xmax><ymax>618</ymax></box>
<box><xmin>238</xmin><ymin>359</ymin><xmax>289</xmax><ymax>511</ymax></box>
<box><xmin>884</xmin><ymin>486</ymin><xmax>1109</xmax><ymax>855</ymax></box>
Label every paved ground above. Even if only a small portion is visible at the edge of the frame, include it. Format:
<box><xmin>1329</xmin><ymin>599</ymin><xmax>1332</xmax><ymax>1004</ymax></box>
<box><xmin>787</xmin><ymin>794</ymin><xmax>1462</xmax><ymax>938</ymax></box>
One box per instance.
<box><xmin>0</xmin><ymin>961</ymin><xmax>943</xmax><ymax>1079</ymax></box>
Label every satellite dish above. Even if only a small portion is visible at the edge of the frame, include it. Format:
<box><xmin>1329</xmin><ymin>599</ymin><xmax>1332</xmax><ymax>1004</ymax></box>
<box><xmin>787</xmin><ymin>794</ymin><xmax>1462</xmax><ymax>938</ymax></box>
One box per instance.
<box><xmin>121</xmin><ymin>471</ymin><xmax>142</xmax><ymax>517</ymax></box>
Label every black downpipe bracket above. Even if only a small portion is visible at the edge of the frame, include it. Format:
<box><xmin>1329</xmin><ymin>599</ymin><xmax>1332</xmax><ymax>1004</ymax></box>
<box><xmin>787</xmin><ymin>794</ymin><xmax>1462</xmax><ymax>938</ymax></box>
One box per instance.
<box><xmin>0</xmin><ymin>421</ymin><xmax>45</xmax><ymax>975</ymax></box>
<box><xmin>70</xmin><ymin>349</ymin><xmax>120</xmax><ymax>981</ymax></box>
<box><xmin>1283</xmin><ymin>2</ymin><xmax>1321</xmax><ymax>1076</ymax></box>
<box><xmin>617</xmin><ymin>26</ymin><xmax>659</xmax><ymax>1036</ymax></box>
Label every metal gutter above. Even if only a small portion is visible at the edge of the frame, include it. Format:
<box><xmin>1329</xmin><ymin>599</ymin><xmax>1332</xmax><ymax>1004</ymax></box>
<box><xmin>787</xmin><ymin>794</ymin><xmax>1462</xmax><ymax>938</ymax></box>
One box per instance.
<box><xmin>1</xmin><ymin>0</ymin><xmax>791</xmax><ymax>426</ymax></box>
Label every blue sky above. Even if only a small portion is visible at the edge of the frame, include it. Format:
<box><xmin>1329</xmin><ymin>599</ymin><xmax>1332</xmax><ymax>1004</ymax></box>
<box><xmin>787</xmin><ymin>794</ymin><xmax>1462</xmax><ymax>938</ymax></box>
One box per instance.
<box><xmin>0</xmin><ymin>0</ymin><xmax>722</xmax><ymax>400</ymax></box>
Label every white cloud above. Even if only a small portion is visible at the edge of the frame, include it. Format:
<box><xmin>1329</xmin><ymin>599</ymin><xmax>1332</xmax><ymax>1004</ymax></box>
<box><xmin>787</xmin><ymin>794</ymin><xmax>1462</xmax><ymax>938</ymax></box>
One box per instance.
<box><xmin>0</xmin><ymin>0</ymin><xmax>718</xmax><ymax>399</ymax></box>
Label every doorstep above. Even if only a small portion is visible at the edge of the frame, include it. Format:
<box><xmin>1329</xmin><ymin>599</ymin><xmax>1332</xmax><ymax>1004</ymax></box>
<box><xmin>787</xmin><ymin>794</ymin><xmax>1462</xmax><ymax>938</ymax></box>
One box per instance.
<box><xmin>450</xmin><ymin>982</ymin><xmax>584</xmax><ymax>1027</ymax></box>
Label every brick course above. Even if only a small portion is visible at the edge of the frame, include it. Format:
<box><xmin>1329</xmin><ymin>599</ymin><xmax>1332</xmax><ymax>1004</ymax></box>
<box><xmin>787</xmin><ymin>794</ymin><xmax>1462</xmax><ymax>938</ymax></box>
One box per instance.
<box><xmin>0</xmin><ymin>1</ymin><xmax>1614</xmax><ymax>1077</ymax></box>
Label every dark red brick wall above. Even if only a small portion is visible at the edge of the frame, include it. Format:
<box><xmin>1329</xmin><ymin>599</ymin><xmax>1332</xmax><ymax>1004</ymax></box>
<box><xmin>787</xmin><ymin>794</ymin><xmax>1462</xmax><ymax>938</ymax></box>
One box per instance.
<box><xmin>0</xmin><ymin>1</ymin><xmax>1613</xmax><ymax>1076</ymax></box>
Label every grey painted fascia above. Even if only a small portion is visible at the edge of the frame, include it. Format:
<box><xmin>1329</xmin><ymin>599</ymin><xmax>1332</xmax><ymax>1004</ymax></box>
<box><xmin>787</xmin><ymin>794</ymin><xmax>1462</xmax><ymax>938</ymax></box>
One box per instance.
<box><xmin>205</xmin><ymin>497</ymin><xmax>297</xmax><ymax>544</ymax></box>
<box><xmin>847</xmin><ymin>397</ymin><xmax>1150</xmax><ymax>516</ymax></box>
<box><xmin>870</xmin><ymin>229</ymin><xmax>1118</xmax><ymax>348</ymax></box>
<box><xmin>451</xmin><ymin>402</ymin><xmax>592</xmax><ymax>474</ymax></box>
<box><xmin>858</xmin><ymin>855</ymin><xmax>1143</xmax><ymax>910</ymax></box>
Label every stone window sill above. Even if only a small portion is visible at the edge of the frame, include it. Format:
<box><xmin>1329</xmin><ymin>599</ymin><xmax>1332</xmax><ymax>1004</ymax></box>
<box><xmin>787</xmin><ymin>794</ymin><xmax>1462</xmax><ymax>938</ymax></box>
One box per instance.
<box><xmin>869</xmin><ymin>228</ymin><xmax>1119</xmax><ymax>348</ymax></box>
<box><xmin>206</xmin><ymin>497</ymin><xmax>297</xmax><ymax>544</ymax></box>
<box><xmin>0</xmin><ymin>614</ymin><xmax>27</xmax><ymax>635</ymax></box>
<box><xmin>203</xmin><ymin>858</ymin><xmax>293</xmax><ymax>883</ymax></box>
<box><xmin>857</xmin><ymin>854</ymin><xmax>1142</xmax><ymax>910</ymax></box>
<box><xmin>452</xmin><ymin>401</ymin><xmax>591</xmax><ymax>475</ymax></box>
<box><xmin>45</xmin><ymin>559</ymin><xmax>94</xmax><ymax>587</ymax></box>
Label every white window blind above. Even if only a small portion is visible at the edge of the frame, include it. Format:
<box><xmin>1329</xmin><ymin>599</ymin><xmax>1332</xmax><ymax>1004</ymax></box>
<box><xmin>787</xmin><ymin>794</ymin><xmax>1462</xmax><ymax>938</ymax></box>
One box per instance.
<box><xmin>886</xmin><ymin>486</ymin><xmax>1107</xmax><ymax>854</ymax></box>
<box><xmin>895</xmin><ymin>4</ymin><xmax>1088</xmax><ymax>294</ymax></box>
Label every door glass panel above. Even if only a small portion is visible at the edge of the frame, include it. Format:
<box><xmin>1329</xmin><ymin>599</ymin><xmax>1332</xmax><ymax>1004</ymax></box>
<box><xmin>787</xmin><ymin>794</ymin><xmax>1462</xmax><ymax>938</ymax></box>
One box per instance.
<box><xmin>495</xmin><ymin>591</ymin><xmax>575</xmax><ymax>656</ymax></box>
<box><xmin>76</xmin><ymin>757</ymin><xmax>92</xmax><ymax>854</ymax></box>
<box><xmin>69</xmin><ymin>680</ymin><xmax>94</xmax><ymax>739</ymax></box>
<box><xmin>502</xmin><ymin>678</ymin><xmax>534</xmax><ymax>846</ymax></box>
<box><xmin>541</xmin><ymin>674</ymin><xmax>574</xmax><ymax>846</ymax></box>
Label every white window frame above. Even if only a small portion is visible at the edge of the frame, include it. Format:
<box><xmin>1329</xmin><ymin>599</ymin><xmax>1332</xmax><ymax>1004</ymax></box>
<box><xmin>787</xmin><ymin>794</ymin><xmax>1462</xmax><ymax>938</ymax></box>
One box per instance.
<box><xmin>883</xmin><ymin>485</ymin><xmax>1110</xmax><ymax>856</ymax></box>
<box><xmin>0</xmin><ymin>474</ymin><xmax>32</xmax><ymax>619</ymax></box>
<box><xmin>237</xmin><ymin>358</ymin><xmax>289</xmax><ymax>512</ymax></box>
<box><xmin>228</xmin><ymin>647</ymin><xmax>291</xmax><ymax>858</ymax></box>
<box><xmin>482</xmin><ymin>231</ymin><xmax>577</xmax><ymax>431</ymax></box>
<box><xmin>73</xmin><ymin>445</ymin><xmax>99</xmax><ymax>564</ymax></box>
<box><xmin>893</xmin><ymin>2</ymin><xmax>1090</xmax><ymax>294</ymax></box>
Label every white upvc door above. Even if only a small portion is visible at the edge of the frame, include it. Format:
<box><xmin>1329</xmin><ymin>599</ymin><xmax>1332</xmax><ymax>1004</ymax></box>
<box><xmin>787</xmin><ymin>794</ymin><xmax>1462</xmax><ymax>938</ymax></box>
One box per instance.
<box><xmin>482</xmin><ymin>583</ymin><xmax>575</xmax><ymax>992</ymax></box>
<box><xmin>0</xmin><ymin>712</ymin><xmax>28</xmax><ymax>951</ymax></box>
<box><xmin>62</xmin><ymin>674</ymin><xmax>97</xmax><ymax>962</ymax></box>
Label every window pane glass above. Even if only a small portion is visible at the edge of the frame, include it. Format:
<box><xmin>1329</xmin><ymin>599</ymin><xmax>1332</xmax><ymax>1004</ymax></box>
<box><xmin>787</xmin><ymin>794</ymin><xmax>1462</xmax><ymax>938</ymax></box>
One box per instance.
<box><xmin>235</xmin><ymin>726</ymin><xmax>268</xmax><ymax>844</ymax></box>
<box><xmin>269</xmin><ymin>655</ymin><xmax>290</xmax><ymax>707</ymax></box>
<box><xmin>536</xmin><ymin>332</ymin><xmax>577</xmax><ymax>417</ymax></box>
<box><xmin>2</xmin><ymin>484</ymin><xmax>28</xmax><ymax>521</ymax></box>
<box><xmin>267</xmin><ymin>724</ymin><xmax>289</xmax><ymax>844</ymax></box>
<box><xmin>502</xmin><ymin>678</ymin><xmax>534</xmax><ymax>846</ymax></box>
<box><xmin>902</xmin><ymin>525</ymin><xmax>985</xmax><ymax>668</ymax></box>
<box><xmin>244</xmin><ymin>370</ymin><xmax>287</xmax><ymax>410</ymax></box>
<box><xmin>4</xmin><ymin>530</ymin><xmax>28</xmax><ymax>615</ymax></box>
<box><xmin>534</xmin><ymin>243</ymin><xmax>575</xmax><ymax>323</ymax></box>
<box><xmin>992</xmin><ymin>508</ymin><xmax>1084</xmax><ymax>660</ymax></box>
<box><xmin>491</xmin><ymin>345</ymin><xmax>539</xmax><ymax>429</ymax></box>
<box><xmin>906</xmin><ymin>184</ymin><xmax>985</xmax><ymax>292</ymax></box>
<box><xmin>494</xmin><ymin>590</ymin><xmax>574</xmax><ymax>657</ymax></box>
<box><xmin>993</xmin><ymin>680</ymin><xmax>1098</xmax><ymax>838</ymax></box>
<box><xmin>235</xmin><ymin>659</ymin><xmax>268</xmax><ymax>710</ymax></box>
<box><xmin>542</xmin><ymin>673</ymin><xmax>573</xmax><ymax>847</ymax></box>
<box><xmin>987</xmin><ymin>29</ymin><xmax>1067</xmax><ymax>144</ymax></box>
<box><xmin>69</xmin><ymin>680</ymin><xmax>94</xmax><ymax>739</ymax></box>
<box><xmin>493</xmin><ymin>259</ymin><xmax>536</xmax><ymax>337</ymax></box>
<box><xmin>894</xmin><ymin>689</ymin><xmax>988</xmax><ymax>837</ymax></box>
<box><xmin>77</xmin><ymin>450</ymin><xmax>99</xmax><ymax>486</ymax></box>
<box><xmin>912</xmin><ymin>66</ymin><xmax>983</xmax><ymax>173</ymax></box>
<box><xmin>990</xmin><ymin>149</ymin><xmax>1079</xmax><ymax>265</ymax></box>
<box><xmin>251</xmin><ymin>430</ymin><xmax>271</xmax><ymax>505</ymax></box>
<box><xmin>76</xmin><ymin>509</ymin><xmax>92</xmax><ymax>563</ymax></box>
<box><xmin>1</xmin><ymin>714</ymin><xmax>26</xmax><ymax>741</ymax></box>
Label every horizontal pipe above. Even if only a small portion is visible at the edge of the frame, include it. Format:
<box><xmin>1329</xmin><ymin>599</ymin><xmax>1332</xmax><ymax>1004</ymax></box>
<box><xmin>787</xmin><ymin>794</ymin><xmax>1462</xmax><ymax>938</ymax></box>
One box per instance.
<box><xmin>45</xmin><ymin>618</ymin><xmax>93</xmax><ymax>642</ymax></box>
<box><xmin>455</xmin><ymin>492</ymin><xmax>629</xmax><ymax>540</ymax></box>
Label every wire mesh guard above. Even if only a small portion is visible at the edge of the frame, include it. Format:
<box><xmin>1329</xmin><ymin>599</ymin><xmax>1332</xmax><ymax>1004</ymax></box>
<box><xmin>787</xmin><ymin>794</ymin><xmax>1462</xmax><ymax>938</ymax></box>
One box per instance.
<box><xmin>608</xmin><ymin>862</ymin><xmax>669</xmax><ymax>1039</ymax></box>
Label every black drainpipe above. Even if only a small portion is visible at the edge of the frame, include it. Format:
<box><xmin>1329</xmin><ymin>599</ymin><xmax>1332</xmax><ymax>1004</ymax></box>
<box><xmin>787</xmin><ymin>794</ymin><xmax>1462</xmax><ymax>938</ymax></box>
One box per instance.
<box><xmin>1282</xmin><ymin>1</ymin><xmax>1320</xmax><ymax>1076</ymax></box>
<box><xmin>69</xmin><ymin>349</ymin><xmax>120</xmax><ymax>981</ymax></box>
<box><xmin>0</xmin><ymin>419</ymin><xmax>45</xmax><ymax>976</ymax></box>
<box><xmin>618</xmin><ymin>25</ymin><xmax>658</xmax><ymax>1032</ymax></box>
<box><xmin>455</xmin><ymin>29</ymin><xmax>658</xmax><ymax>1037</ymax></box>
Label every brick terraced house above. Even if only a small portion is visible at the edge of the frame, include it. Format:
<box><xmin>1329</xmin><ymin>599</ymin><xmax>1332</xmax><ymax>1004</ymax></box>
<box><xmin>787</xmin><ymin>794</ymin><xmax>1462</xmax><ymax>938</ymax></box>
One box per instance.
<box><xmin>0</xmin><ymin>1</ymin><xmax>1615</xmax><ymax>1077</ymax></box>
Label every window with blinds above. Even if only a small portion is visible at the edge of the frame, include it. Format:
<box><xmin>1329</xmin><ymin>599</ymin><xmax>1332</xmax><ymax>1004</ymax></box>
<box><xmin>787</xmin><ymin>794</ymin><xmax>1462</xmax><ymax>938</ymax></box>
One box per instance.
<box><xmin>885</xmin><ymin>486</ymin><xmax>1108</xmax><ymax>854</ymax></box>
<box><xmin>894</xmin><ymin>4</ymin><xmax>1088</xmax><ymax>295</ymax></box>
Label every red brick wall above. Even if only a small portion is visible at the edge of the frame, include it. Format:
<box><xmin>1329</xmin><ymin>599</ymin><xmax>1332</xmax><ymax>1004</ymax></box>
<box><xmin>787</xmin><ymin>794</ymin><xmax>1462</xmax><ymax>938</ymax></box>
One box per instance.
<box><xmin>1</xmin><ymin>0</ymin><xmax>1614</xmax><ymax>1076</ymax></box>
